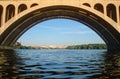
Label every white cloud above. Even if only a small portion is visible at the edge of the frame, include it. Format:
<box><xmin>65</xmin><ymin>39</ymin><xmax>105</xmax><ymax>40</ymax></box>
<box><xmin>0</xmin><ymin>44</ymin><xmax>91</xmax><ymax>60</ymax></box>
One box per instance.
<box><xmin>38</xmin><ymin>25</ymin><xmax>63</xmax><ymax>30</ymax></box>
<box><xmin>38</xmin><ymin>25</ymin><xmax>93</xmax><ymax>35</ymax></box>
<box><xmin>62</xmin><ymin>31</ymin><xmax>92</xmax><ymax>35</ymax></box>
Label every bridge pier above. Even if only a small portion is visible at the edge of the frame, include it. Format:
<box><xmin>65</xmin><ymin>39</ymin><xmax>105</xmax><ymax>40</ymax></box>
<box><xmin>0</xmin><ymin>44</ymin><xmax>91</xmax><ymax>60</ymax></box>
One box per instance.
<box><xmin>108</xmin><ymin>44</ymin><xmax>120</xmax><ymax>52</ymax></box>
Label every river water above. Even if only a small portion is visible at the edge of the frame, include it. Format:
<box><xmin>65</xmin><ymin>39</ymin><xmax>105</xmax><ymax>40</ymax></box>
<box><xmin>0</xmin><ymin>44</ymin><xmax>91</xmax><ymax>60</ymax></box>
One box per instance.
<box><xmin>0</xmin><ymin>49</ymin><xmax>120</xmax><ymax>79</ymax></box>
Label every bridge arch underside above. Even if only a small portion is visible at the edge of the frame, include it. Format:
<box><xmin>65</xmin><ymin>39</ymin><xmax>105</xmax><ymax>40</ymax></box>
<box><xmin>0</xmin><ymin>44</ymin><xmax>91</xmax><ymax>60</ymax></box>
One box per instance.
<box><xmin>0</xmin><ymin>6</ymin><xmax>120</xmax><ymax>52</ymax></box>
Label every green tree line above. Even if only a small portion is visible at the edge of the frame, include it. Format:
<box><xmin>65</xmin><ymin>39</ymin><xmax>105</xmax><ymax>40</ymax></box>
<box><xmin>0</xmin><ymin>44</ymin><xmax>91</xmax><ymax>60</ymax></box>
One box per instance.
<box><xmin>66</xmin><ymin>44</ymin><xmax>107</xmax><ymax>49</ymax></box>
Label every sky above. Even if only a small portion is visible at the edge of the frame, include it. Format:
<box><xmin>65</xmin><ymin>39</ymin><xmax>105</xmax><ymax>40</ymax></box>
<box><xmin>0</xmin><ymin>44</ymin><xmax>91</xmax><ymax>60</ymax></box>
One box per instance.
<box><xmin>18</xmin><ymin>18</ymin><xmax>105</xmax><ymax>46</ymax></box>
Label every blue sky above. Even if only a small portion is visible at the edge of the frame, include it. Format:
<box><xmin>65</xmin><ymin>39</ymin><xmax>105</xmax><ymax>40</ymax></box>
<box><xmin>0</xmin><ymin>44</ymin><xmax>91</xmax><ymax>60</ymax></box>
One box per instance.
<box><xmin>18</xmin><ymin>19</ymin><xmax>105</xmax><ymax>46</ymax></box>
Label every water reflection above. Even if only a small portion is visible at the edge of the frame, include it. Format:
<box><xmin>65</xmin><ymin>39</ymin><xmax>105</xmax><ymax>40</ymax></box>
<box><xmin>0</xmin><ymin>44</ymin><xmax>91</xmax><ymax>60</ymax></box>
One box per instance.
<box><xmin>0</xmin><ymin>50</ymin><xmax>21</xmax><ymax>78</ymax></box>
<box><xmin>91</xmin><ymin>52</ymin><xmax>120</xmax><ymax>79</ymax></box>
<box><xmin>0</xmin><ymin>49</ymin><xmax>120</xmax><ymax>79</ymax></box>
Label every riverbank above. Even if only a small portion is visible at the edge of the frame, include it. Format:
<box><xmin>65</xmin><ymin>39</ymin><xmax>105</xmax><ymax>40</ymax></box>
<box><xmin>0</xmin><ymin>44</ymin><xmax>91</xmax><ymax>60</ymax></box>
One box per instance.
<box><xmin>0</xmin><ymin>44</ymin><xmax>107</xmax><ymax>50</ymax></box>
<box><xmin>66</xmin><ymin>44</ymin><xmax>107</xmax><ymax>49</ymax></box>
<box><xmin>12</xmin><ymin>44</ymin><xmax>107</xmax><ymax>49</ymax></box>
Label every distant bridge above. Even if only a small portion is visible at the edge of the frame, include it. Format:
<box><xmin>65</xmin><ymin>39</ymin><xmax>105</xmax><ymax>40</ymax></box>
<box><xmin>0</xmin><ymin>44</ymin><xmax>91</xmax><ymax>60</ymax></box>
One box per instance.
<box><xmin>0</xmin><ymin>0</ymin><xmax>120</xmax><ymax>51</ymax></box>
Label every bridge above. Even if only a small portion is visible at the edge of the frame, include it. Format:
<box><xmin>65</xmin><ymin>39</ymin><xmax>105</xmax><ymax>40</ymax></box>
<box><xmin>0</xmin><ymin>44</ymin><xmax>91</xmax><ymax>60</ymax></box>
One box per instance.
<box><xmin>0</xmin><ymin>0</ymin><xmax>120</xmax><ymax>51</ymax></box>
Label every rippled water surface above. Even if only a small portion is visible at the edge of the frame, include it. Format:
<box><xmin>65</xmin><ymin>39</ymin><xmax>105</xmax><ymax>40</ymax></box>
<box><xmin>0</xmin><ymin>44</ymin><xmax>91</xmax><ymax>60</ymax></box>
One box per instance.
<box><xmin>0</xmin><ymin>49</ymin><xmax>120</xmax><ymax>79</ymax></box>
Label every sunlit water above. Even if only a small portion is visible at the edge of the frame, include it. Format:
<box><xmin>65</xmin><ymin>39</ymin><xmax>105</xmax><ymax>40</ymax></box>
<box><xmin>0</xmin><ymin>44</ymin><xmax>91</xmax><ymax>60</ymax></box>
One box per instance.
<box><xmin>0</xmin><ymin>49</ymin><xmax>120</xmax><ymax>79</ymax></box>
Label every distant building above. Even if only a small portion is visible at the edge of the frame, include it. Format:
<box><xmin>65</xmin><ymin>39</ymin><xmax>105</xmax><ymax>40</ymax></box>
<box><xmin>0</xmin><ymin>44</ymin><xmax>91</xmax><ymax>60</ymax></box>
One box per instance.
<box><xmin>15</xmin><ymin>42</ymin><xmax>21</xmax><ymax>46</ymax></box>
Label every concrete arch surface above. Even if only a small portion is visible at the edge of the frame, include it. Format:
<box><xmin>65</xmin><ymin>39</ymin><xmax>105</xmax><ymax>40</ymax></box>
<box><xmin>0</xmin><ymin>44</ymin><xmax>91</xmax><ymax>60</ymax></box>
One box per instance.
<box><xmin>94</xmin><ymin>3</ymin><xmax>104</xmax><ymax>13</ymax></box>
<box><xmin>18</xmin><ymin>4</ymin><xmax>27</xmax><ymax>13</ymax></box>
<box><xmin>107</xmin><ymin>4</ymin><xmax>117</xmax><ymax>22</ymax></box>
<box><xmin>5</xmin><ymin>4</ymin><xmax>15</xmax><ymax>22</ymax></box>
<box><xmin>83</xmin><ymin>3</ymin><xmax>91</xmax><ymax>7</ymax></box>
<box><xmin>0</xmin><ymin>5</ymin><xmax>120</xmax><ymax>52</ymax></box>
<box><xmin>30</xmin><ymin>3</ymin><xmax>38</xmax><ymax>8</ymax></box>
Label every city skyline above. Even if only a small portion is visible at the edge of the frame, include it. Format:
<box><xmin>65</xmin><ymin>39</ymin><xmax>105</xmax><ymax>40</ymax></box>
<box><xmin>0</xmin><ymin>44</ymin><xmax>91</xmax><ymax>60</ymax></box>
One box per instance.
<box><xmin>18</xmin><ymin>18</ymin><xmax>105</xmax><ymax>46</ymax></box>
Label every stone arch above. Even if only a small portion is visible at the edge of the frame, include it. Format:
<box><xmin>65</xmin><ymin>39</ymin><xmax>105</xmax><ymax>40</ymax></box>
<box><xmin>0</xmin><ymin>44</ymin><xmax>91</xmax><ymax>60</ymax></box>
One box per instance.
<box><xmin>83</xmin><ymin>3</ymin><xmax>91</xmax><ymax>7</ymax></box>
<box><xmin>0</xmin><ymin>5</ymin><xmax>3</xmax><ymax>27</ymax></box>
<box><xmin>30</xmin><ymin>3</ymin><xmax>38</xmax><ymax>8</ymax></box>
<box><xmin>94</xmin><ymin>3</ymin><xmax>104</xmax><ymax>13</ymax></box>
<box><xmin>5</xmin><ymin>4</ymin><xmax>15</xmax><ymax>22</ymax></box>
<box><xmin>0</xmin><ymin>6</ymin><xmax>120</xmax><ymax>51</ymax></box>
<box><xmin>107</xmin><ymin>4</ymin><xmax>117</xmax><ymax>22</ymax></box>
<box><xmin>18</xmin><ymin>4</ymin><xmax>27</xmax><ymax>13</ymax></box>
